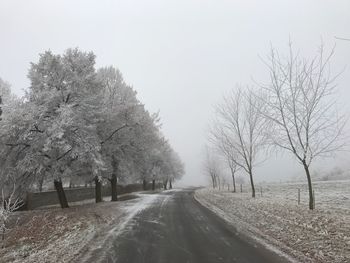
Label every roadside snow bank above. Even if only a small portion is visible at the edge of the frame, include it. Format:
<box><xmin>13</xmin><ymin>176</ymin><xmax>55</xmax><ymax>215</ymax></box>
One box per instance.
<box><xmin>195</xmin><ymin>181</ymin><xmax>350</xmax><ymax>263</ymax></box>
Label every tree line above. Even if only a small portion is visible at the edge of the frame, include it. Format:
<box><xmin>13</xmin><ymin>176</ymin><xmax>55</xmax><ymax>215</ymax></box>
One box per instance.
<box><xmin>0</xmin><ymin>48</ymin><xmax>184</xmax><ymax>208</ymax></box>
<box><xmin>206</xmin><ymin>43</ymin><xmax>346</xmax><ymax>210</ymax></box>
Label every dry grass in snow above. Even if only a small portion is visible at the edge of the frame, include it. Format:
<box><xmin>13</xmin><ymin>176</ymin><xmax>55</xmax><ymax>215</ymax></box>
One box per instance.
<box><xmin>195</xmin><ymin>180</ymin><xmax>350</xmax><ymax>263</ymax></box>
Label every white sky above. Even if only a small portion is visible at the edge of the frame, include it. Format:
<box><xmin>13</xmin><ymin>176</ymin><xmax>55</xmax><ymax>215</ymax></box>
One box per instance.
<box><xmin>1</xmin><ymin>0</ymin><xmax>350</xmax><ymax>185</ymax></box>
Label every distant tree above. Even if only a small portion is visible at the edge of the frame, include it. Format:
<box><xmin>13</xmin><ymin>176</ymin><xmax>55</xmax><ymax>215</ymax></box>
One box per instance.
<box><xmin>147</xmin><ymin>138</ymin><xmax>169</xmax><ymax>190</ymax></box>
<box><xmin>213</xmin><ymin>88</ymin><xmax>268</xmax><ymax>197</ymax></box>
<box><xmin>0</xmin><ymin>78</ymin><xmax>16</xmax><ymax>121</ymax></box>
<box><xmin>203</xmin><ymin>147</ymin><xmax>221</xmax><ymax>189</ymax></box>
<box><xmin>167</xmin><ymin>150</ymin><xmax>185</xmax><ymax>189</ymax></box>
<box><xmin>157</xmin><ymin>142</ymin><xmax>184</xmax><ymax>190</ymax></box>
<box><xmin>210</xmin><ymin>126</ymin><xmax>240</xmax><ymax>193</ymax></box>
<box><xmin>131</xmin><ymin>112</ymin><xmax>162</xmax><ymax>190</ymax></box>
<box><xmin>259</xmin><ymin>43</ymin><xmax>346</xmax><ymax>209</ymax></box>
<box><xmin>235</xmin><ymin>175</ymin><xmax>246</xmax><ymax>185</ymax></box>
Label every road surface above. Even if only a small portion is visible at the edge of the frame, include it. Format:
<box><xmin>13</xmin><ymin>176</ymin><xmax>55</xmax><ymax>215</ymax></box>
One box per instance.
<box><xmin>90</xmin><ymin>188</ymin><xmax>289</xmax><ymax>263</ymax></box>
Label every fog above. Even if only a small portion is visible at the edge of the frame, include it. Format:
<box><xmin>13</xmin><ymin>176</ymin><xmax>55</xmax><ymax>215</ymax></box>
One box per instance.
<box><xmin>1</xmin><ymin>0</ymin><xmax>350</xmax><ymax>185</ymax></box>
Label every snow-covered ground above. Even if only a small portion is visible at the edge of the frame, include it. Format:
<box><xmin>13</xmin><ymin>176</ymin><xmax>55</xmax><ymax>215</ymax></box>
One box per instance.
<box><xmin>0</xmin><ymin>193</ymin><xmax>161</xmax><ymax>263</ymax></box>
<box><xmin>195</xmin><ymin>180</ymin><xmax>350</xmax><ymax>263</ymax></box>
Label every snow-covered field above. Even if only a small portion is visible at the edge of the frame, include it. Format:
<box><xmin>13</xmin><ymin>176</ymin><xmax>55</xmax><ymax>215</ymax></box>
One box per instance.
<box><xmin>0</xmin><ymin>193</ymin><xmax>161</xmax><ymax>263</ymax></box>
<box><xmin>195</xmin><ymin>180</ymin><xmax>350</xmax><ymax>263</ymax></box>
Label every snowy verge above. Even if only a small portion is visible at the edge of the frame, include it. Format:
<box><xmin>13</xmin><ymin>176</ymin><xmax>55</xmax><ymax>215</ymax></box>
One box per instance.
<box><xmin>0</xmin><ymin>192</ymin><xmax>161</xmax><ymax>263</ymax></box>
<box><xmin>195</xmin><ymin>185</ymin><xmax>350</xmax><ymax>263</ymax></box>
<box><xmin>194</xmin><ymin>192</ymin><xmax>305</xmax><ymax>263</ymax></box>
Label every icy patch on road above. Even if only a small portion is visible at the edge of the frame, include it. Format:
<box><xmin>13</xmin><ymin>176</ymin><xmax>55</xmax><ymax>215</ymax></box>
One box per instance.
<box><xmin>77</xmin><ymin>193</ymin><xmax>163</xmax><ymax>263</ymax></box>
<box><xmin>109</xmin><ymin>193</ymin><xmax>161</xmax><ymax>236</ymax></box>
<box><xmin>164</xmin><ymin>188</ymin><xmax>183</xmax><ymax>193</ymax></box>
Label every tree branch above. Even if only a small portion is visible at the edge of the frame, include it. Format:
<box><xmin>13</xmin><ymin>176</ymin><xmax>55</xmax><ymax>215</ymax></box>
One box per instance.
<box><xmin>101</xmin><ymin>124</ymin><xmax>129</xmax><ymax>145</ymax></box>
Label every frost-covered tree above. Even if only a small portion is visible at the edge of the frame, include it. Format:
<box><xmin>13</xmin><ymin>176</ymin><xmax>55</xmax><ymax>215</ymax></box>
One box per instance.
<box><xmin>123</xmin><ymin>111</ymin><xmax>163</xmax><ymax>190</ymax></box>
<box><xmin>97</xmin><ymin>66</ymin><xmax>148</xmax><ymax>200</ymax></box>
<box><xmin>149</xmin><ymin>138</ymin><xmax>184</xmax><ymax>190</ymax></box>
<box><xmin>0</xmin><ymin>78</ymin><xmax>17</xmax><ymax>122</ymax></box>
<box><xmin>28</xmin><ymin>49</ymin><xmax>104</xmax><ymax>207</ymax></box>
<box><xmin>0</xmin><ymin>101</ymin><xmax>36</xmax><ymax>196</ymax></box>
<box><xmin>96</xmin><ymin>66</ymin><xmax>182</xmax><ymax>198</ymax></box>
<box><xmin>0</xmin><ymin>79</ymin><xmax>29</xmax><ymax>198</ymax></box>
<box><xmin>0</xmin><ymin>49</ymin><xmax>184</xmax><ymax>208</ymax></box>
<box><xmin>1</xmin><ymin>49</ymin><xmax>105</xmax><ymax>208</ymax></box>
<box><xmin>155</xmin><ymin>141</ymin><xmax>184</xmax><ymax>190</ymax></box>
<box><xmin>167</xmin><ymin>150</ymin><xmax>185</xmax><ymax>189</ymax></box>
<box><xmin>0</xmin><ymin>79</ymin><xmax>9</xmax><ymax>120</ymax></box>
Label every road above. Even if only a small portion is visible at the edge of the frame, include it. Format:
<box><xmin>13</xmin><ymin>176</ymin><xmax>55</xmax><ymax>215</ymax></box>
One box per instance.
<box><xmin>93</xmin><ymin>189</ymin><xmax>289</xmax><ymax>263</ymax></box>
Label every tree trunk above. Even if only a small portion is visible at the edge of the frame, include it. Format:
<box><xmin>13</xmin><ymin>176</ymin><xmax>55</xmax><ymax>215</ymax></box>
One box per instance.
<box><xmin>2</xmin><ymin>228</ymin><xmax>4</xmax><ymax>248</ymax></box>
<box><xmin>111</xmin><ymin>156</ymin><xmax>119</xmax><ymax>201</ymax></box>
<box><xmin>169</xmin><ymin>179</ymin><xmax>173</xmax><ymax>189</ymax></box>
<box><xmin>163</xmin><ymin>179</ymin><xmax>168</xmax><ymax>190</ymax></box>
<box><xmin>0</xmin><ymin>95</ymin><xmax>2</xmax><ymax>121</ymax></box>
<box><xmin>142</xmin><ymin>179</ymin><xmax>147</xmax><ymax>190</ymax></box>
<box><xmin>38</xmin><ymin>176</ymin><xmax>44</xmax><ymax>192</ymax></box>
<box><xmin>94</xmin><ymin>176</ymin><xmax>102</xmax><ymax>203</ymax></box>
<box><xmin>231</xmin><ymin>169</ymin><xmax>236</xmax><ymax>193</ymax></box>
<box><xmin>111</xmin><ymin>173</ymin><xmax>118</xmax><ymax>201</ymax></box>
<box><xmin>152</xmin><ymin>179</ymin><xmax>155</xmax><ymax>191</ymax></box>
<box><xmin>249</xmin><ymin>169</ymin><xmax>255</xmax><ymax>198</ymax></box>
<box><xmin>54</xmin><ymin>179</ymin><xmax>69</xmax><ymax>208</ymax></box>
<box><xmin>303</xmin><ymin>161</ymin><xmax>314</xmax><ymax>210</ymax></box>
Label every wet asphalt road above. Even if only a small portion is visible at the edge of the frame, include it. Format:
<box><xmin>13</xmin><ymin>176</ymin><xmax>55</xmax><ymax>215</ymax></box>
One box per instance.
<box><xmin>103</xmin><ymin>189</ymin><xmax>288</xmax><ymax>263</ymax></box>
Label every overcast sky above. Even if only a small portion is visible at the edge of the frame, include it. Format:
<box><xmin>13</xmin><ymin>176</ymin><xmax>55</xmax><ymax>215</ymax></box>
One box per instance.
<box><xmin>1</xmin><ymin>0</ymin><xmax>350</xmax><ymax>185</ymax></box>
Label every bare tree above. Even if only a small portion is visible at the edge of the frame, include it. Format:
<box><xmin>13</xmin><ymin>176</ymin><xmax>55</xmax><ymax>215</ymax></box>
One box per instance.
<box><xmin>213</xmin><ymin>88</ymin><xmax>267</xmax><ymax>197</ymax></box>
<box><xmin>203</xmin><ymin>147</ymin><xmax>221</xmax><ymax>189</ymax></box>
<box><xmin>260</xmin><ymin>43</ymin><xmax>346</xmax><ymax>209</ymax></box>
<box><xmin>1</xmin><ymin>182</ymin><xmax>23</xmax><ymax>247</ymax></box>
<box><xmin>226</xmin><ymin>156</ymin><xmax>238</xmax><ymax>193</ymax></box>
<box><xmin>209</xmin><ymin>129</ymin><xmax>240</xmax><ymax>193</ymax></box>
